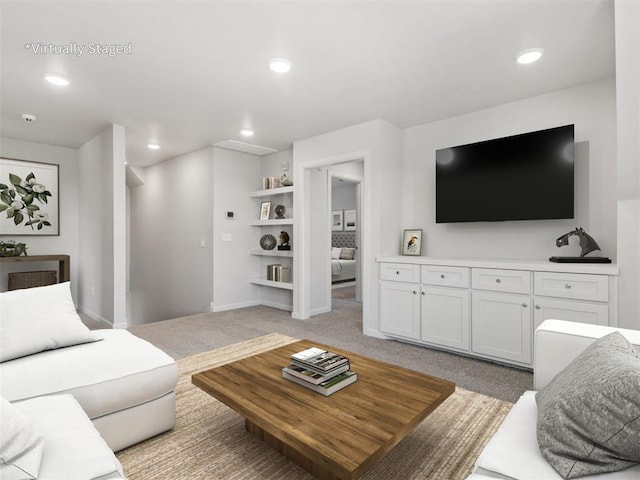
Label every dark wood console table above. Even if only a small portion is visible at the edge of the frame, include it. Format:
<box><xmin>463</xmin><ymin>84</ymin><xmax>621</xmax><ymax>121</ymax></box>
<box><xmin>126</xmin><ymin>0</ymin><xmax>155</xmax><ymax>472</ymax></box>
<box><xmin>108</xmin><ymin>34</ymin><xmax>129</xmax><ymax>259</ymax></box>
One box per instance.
<box><xmin>0</xmin><ymin>254</ymin><xmax>70</xmax><ymax>283</ymax></box>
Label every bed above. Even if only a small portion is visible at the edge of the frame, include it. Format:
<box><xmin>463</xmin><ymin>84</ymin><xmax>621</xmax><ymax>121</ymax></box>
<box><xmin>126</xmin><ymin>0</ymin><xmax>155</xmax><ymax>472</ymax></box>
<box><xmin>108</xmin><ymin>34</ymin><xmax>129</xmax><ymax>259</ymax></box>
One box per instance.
<box><xmin>332</xmin><ymin>257</ymin><xmax>356</xmax><ymax>283</ymax></box>
<box><xmin>331</xmin><ymin>232</ymin><xmax>357</xmax><ymax>284</ymax></box>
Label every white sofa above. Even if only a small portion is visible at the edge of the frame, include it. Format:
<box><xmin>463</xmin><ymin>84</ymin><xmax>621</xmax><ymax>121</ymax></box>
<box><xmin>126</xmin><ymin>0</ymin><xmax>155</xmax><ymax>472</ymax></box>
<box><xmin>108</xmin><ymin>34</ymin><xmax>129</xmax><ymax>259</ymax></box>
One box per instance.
<box><xmin>469</xmin><ymin>319</ymin><xmax>640</xmax><ymax>480</ymax></box>
<box><xmin>0</xmin><ymin>282</ymin><xmax>179</xmax><ymax>479</ymax></box>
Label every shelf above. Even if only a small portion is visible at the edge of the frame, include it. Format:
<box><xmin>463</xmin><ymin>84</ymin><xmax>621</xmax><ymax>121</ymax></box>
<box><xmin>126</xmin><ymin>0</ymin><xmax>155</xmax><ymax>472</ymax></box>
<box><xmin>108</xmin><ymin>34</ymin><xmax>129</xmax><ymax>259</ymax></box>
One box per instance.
<box><xmin>249</xmin><ymin>249</ymin><xmax>293</xmax><ymax>257</ymax></box>
<box><xmin>249</xmin><ymin>186</ymin><xmax>294</xmax><ymax>198</ymax></box>
<box><xmin>0</xmin><ymin>254</ymin><xmax>70</xmax><ymax>282</ymax></box>
<box><xmin>249</xmin><ymin>278</ymin><xmax>294</xmax><ymax>290</ymax></box>
<box><xmin>249</xmin><ymin>219</ymin><xmax>294</xmax><ymax>226</ymax></box>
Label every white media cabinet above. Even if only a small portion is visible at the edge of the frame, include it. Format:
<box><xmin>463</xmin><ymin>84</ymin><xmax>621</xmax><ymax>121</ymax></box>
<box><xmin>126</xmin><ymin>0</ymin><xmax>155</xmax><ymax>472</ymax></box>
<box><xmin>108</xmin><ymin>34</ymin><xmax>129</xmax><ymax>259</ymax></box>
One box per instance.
<box><xmin>377</xmin><ymin>256</ymin><xmax>618</xmax><ymax>369</ymax></box>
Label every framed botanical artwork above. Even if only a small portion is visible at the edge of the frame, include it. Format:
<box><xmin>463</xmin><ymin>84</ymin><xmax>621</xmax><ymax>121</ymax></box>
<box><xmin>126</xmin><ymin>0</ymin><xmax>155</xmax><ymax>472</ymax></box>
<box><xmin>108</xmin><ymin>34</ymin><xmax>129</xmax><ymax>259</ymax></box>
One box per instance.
<box><xmin>331</xmin><ymin>210</ymin><xmax>343</xmax><ymax>231</ymax></box>
<box><xmin>402</xmin><ymin>229</ymin><xmax>423</xmax><ymax>256</ymax></box>
<box><xmin>0</xmin><ymin>158</ymin><xmax>59</xmax><ymax>236</ymax></box>
<box><xmin>344</xmin><ymin>209</ymin><xmax>356</xmax><ymax>231</ymax></box>
<box><xmin>260</xmin><ymin>201</ymin><xmax>271</xmax><ymax>220</ymax></box>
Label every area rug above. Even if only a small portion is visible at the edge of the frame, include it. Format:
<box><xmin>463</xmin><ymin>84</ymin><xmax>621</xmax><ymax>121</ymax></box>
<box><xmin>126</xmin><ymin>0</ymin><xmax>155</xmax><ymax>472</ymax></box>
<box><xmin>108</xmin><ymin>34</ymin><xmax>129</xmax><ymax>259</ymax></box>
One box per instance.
<box><xmin>117</xmin><ymin>333</ymin><xmax>512</xmax><ymax>479</ymax></box>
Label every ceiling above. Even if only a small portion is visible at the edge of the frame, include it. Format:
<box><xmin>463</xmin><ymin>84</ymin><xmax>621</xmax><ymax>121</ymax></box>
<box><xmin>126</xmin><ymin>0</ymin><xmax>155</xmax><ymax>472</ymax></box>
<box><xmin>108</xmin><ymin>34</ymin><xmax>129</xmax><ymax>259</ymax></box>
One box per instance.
<box><xmin>0</xmin><ymin>1</ymin><xmax>615</xmax><ymax>167</ymax></box>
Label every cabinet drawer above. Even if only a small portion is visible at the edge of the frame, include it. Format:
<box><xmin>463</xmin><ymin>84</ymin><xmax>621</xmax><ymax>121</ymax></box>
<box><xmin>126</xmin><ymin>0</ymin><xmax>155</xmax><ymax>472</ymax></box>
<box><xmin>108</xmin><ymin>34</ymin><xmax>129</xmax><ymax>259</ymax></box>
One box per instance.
<box><xmin>472</xmin><ymin>268</ymin><xmax>531</xmax><ymax>294</ymax></box>
<box><xmin>533</xmin><ymin>297</ymin><xmax>609</xmax><ymax>331</ymax></box>
<box><xmin>380</xmin><ymin>263</ymin><xmax>420</xmax><ymax>283</ymax></box>
<box><xmin>421</xmin><ymin>265</ymin><xmax>469</xmax><ymax>288</ymax></box>
<box><xmin>534</xmin><ymin>272</ymin><xmax>608</xmax><ymax>302</ymax></box>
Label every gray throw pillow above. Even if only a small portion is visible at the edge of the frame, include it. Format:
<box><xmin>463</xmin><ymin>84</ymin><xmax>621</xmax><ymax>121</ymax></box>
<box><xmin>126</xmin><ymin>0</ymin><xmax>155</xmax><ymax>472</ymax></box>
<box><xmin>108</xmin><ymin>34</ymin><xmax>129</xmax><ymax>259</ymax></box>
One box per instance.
<box><xmin>535</xmin><ymin>331</ymin><xmax>640</xmax><ymax>479</ymax></box>
<box><xmin>339</xmin><ymin>248</ymin><xmax>355</xmax><ymax>260</ymax></box>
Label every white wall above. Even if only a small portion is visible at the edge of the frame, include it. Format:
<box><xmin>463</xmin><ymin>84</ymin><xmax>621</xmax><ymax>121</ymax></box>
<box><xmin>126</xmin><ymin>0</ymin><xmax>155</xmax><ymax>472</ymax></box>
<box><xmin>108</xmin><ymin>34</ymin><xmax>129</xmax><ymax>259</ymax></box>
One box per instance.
<box><xmin>129</xmin><ymin>147</ymin><xmax>214</xmax><ymax>325</ymax></box>
<box><xmin>77</xmin><ymin>125</ymin><xmax>126</xmax><ymax>327</ymax></box>
<box><xmin>332</xmin><ymin>182</ymin><xmax>357</xmax><ymax>211</ymax></box>
<box><xmin>212</xmin><ymin>147</ymin><xmax>262</xmax><ymax>311</ymax></box>
<box><xmin>402</xmin><ymin>78</ymin><xmax>617</xmax><ymax>260</ymax></box>
<box><xmin>293</xmin><ymin>119</ymin><xmax>404</xmax><ymax>335</ymax></box>
<box><xmin>0</xmin><ymin>138</ymin><xmax>80</xmax><ymax>300</ymax></box>
<box><xmin>615</xmin><ymin>0</ymin><xmax>640</xmax><ymax>330</ymax></box>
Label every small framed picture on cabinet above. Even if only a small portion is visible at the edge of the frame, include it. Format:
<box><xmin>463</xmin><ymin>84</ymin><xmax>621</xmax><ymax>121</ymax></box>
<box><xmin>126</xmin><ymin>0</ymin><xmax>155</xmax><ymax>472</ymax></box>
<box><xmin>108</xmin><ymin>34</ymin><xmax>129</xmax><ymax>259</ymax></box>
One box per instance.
<box><xmin>402</xmin><ymin>229</ymin><xmax>423</xmax><ymax>256</ymax></box>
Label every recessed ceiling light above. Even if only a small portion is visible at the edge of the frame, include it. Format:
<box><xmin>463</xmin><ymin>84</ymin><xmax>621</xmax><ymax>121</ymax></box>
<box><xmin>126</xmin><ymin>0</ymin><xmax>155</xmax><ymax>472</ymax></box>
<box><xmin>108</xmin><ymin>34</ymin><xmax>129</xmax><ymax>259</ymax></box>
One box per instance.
<box><xmin>240</xmin><ymin>129</ymin><xmax>254</xmax><ymax>137</ymax></box>
<box><xmin>147</xmin><ymin>143</ymin><xmax>160</xmax><ymax>150</ymax></box>
<box><xmin>44</xmin><ymin>73</ymin><xmax>70</xmax><ymax>86</ymax></box>
<box><xmin>269</xmin><ymin>58</ymin><xmax>292</xmax><ymax>73</ymax></box>
<box><xmin>516</xmin><ymin>48</ymin><xmax>544</xmax><ymax>65</ymax></box>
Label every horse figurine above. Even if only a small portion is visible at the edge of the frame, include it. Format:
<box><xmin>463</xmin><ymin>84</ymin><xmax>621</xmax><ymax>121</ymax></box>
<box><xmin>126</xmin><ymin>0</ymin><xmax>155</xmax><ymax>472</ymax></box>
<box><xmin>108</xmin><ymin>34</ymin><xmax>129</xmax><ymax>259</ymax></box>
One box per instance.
<box><xmin>555</xmin><ymin>227</ymin><xmax>601</xmax><ymax>257</ymax></box>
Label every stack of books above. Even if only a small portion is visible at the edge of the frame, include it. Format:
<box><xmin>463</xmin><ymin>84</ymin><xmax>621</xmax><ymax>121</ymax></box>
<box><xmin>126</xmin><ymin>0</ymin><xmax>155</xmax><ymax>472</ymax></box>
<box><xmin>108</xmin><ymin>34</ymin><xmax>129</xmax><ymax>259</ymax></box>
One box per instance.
<box><xmin>282</xmin><ymin>346</ymin><xmax>358</xmax><ymax>396</ymax></box>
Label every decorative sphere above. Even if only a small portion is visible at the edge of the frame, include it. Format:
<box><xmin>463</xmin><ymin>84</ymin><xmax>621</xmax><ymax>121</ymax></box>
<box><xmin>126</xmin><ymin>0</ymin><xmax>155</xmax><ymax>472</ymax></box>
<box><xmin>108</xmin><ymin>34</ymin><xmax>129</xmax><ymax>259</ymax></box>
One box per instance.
<box><xmin>259</xmin><ymin>234</ymin><xmax>277</xmax><ymax>250</ymax></box>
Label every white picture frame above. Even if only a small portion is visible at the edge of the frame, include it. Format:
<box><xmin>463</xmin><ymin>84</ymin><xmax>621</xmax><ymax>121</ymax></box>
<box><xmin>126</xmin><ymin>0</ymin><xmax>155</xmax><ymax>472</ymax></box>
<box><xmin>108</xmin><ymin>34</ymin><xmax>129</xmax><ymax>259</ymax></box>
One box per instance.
<box><xmin>260</xmin><ymin>201</ymin><xmax>271</xmax><ymax>220</ymax></box>
<box><xmin>402</xmin><ymin>229</ymin><xmax>423</xmax><ymax>256</ymax></box>
<box><xmin>344</xmin><ymin>209</ymin><xmax>356</xmax><ymax>231</ymax></box>
<box><xmin>331</xmin><ymin>210</ymin><xmax>343</xmax><ymax>231</ymax></box>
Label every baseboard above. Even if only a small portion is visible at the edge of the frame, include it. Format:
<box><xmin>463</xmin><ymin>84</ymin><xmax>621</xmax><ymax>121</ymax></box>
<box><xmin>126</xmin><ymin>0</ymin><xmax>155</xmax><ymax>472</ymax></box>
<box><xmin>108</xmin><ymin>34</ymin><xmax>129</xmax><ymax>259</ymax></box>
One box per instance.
<box><xmin>77</xmin><ymin>306</ymin><xmax>115</xmax><ymax>328</ymax></box>
<box><xmin>363</xmin><ymin>328</ymin><xmax>387</xmax><ymax>339</ymax></box>
<box><xmin>212</xmin><ymin>300</ymin><xmax>261</xmax><ymax>312</ymax></box>
<box><xmin>260</xmin><ymin>300</ymin><xmax>293</xmax><ymax>312</ymax></box>
<box><xmin>310</xmin><ymin>305</ymin><xmax>331</xmax><ymax>316</ymax></box>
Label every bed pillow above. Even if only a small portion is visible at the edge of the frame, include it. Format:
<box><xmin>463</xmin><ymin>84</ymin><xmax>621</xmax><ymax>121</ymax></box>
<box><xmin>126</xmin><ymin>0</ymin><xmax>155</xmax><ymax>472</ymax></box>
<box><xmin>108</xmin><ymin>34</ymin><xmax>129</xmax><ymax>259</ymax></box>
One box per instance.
<box><xmin>535</xmin><ymin>331</ymin><xmax>640</xmax><ymax>479</ymax></box>
<box><xmin>0</xmin><ymin>282</ymin><xmax>97</xmax><ymax>362</ymax></box>
<box><xmin>331</xmin><ymin>247</ymin><xmax>342</xmax><ymax>259</ymax></box>
<box><xmin>340</xmin><ymin>248</ymin><xmax>355</xmax><ymax>260</ymax></box>
<box><xmin>0</xmin><ymin>396</ymin><xmax>43</xmax><ymax>479</ymax></box>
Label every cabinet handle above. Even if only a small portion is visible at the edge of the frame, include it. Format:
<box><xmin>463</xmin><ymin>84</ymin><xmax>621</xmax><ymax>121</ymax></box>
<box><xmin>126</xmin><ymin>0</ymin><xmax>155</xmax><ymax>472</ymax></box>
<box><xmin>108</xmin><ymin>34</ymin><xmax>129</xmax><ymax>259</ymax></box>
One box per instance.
<box><xmin>440</xmin><ymin>274</ymin><xmax>445</xmax><ymax>279</ymax></box>
<box><xmin>565</xmin><ymin>283</ymin><xmax>572</xmax><ymax>289</ymax></box>
<box><xmin>413</xmin><ymin>290</ymin><xmax>418</xmax><ymax>295</ymax></box>
<box><xmin>396</xmin><ymin>271</ymin><xmax>400</xmax><ymax>275</ymax></box>
<box><xmin>421</xmin><ymin>291</ymin><xmax>426</xmax><ymax>296</ymax></box>
<box><xmin>522</xmin><ymin>303</ymin><xmax>528</xmax><ymax>308</ymax></box>
<box><xmin>535</xmin><ymin>305</ymin><xmax>541</xmax><ymax>310</ymax></box>
<box><xmin>496</xmin><ymin>278</ymin><xmax>502</xmax><ymax>283</ymax></box>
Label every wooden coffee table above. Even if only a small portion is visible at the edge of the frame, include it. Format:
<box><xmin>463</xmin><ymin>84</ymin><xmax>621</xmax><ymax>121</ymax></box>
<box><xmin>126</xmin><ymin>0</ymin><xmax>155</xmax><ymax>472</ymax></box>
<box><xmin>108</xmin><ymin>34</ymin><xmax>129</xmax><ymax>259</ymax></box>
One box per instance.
<box><xmin>192</xmin><ymin>340</ymin><xmax>455</xmax><ymax>480</ymax></box>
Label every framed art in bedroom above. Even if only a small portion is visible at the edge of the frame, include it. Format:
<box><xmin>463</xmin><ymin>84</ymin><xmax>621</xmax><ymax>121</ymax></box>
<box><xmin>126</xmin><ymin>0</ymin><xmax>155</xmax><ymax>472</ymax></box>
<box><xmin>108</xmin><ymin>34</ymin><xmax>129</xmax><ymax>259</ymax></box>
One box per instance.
<box><xmin>0</xmin><ymin>157</ymin><xmax>59</xmax><ymax>236</ymax></box>
<box><xmin>402</xmin><ymin>229</ymin><xmax>423</xmax><ymax>256</ymax></box>
<box><xmin>344</xmin><ymin>209</ymin><xmax>356</xmax><ymax>231</ymax></box>
<box><xmin>331</xmin><ymin>210</ymin><xmax>343</xmax><ymax>231</ymax></box>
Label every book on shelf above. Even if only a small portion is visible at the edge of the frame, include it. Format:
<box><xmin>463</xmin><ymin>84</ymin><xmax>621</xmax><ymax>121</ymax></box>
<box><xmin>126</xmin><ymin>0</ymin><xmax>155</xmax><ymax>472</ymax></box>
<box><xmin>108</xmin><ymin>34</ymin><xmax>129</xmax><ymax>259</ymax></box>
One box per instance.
<box><xmin>290</xmin><ymin>347</ymin><xmax>349</xmax><ymax>374</ymax></box>
<box><xmin>282</xmin><ymin>369</ymin><xmax>358</xmax><ymax>396</ymax></box>
<box><xmin>282</xmin><ymin>363</ymin><xmax>350</xmax><ymax>385</ymax></box>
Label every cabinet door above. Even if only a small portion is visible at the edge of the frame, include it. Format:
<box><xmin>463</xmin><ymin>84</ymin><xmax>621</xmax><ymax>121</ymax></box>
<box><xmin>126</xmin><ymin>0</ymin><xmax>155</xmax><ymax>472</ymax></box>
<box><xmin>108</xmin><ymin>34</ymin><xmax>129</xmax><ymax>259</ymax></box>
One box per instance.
<box><xmin>533</xmin><ymin>297</ymin><xmax>609</xmax><ymax>331</ymax></box>
<box><xmin>379</xmin><ymin>281</ymin><xmax>420</xmax><ymax>339</ymax></box>
<box><xmin>472</xmin><ymin>291</ymin><xmax>532</xmax><ymax>365</ymax></box>
<box><xmin>421</xmin><ymin>286</ymin><xmax>470</xmax><ymax>351</ymax></box>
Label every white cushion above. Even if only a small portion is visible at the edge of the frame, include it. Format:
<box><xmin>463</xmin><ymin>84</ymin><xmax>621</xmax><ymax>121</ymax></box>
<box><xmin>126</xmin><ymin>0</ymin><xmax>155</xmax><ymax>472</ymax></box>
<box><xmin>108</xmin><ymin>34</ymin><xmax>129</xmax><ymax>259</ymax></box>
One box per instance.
<box><xmin>475</xmin><ymin>391</ymin><xmax>640</xmax><ymax>480</ymax></box>
<box><xmin>0</xmin><ymin>282</ymin><xmax>97</xmax><ymax>362</ymax></box>
<box><xmin>331</xmin><ymin>247</ymin><xmax>342</xmax><ymax>259</ymax></box>
<box><xmin>0</xmin><ymin>329</ymin><xmax>178</xmax><ymax>420</ymax></box>
<box><xmin>14</xmin><ymin>395</ymin><xmax>124</xmax><ymax>480</ymax></box>
<box><xmin>0</xmin><ymin>396</ymin><xmax>43</xmax><ymax>480</ymax></box>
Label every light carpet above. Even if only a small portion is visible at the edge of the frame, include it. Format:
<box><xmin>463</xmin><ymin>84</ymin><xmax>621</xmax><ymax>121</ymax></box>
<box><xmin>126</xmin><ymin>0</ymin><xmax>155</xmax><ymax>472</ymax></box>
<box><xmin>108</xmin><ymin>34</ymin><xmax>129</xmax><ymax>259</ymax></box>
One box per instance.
<box><xmin>117</xmin><ymin>333</ymin><xmax>512</xmax><ymax>480</ymax></box>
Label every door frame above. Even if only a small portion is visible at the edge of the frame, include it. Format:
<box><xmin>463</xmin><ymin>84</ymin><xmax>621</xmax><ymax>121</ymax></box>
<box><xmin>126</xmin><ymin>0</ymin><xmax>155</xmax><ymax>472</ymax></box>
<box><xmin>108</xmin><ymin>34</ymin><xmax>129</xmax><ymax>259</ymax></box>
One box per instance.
<box><xmin>293</xmin><ymin>149</ymin><xmax>371</xmax><ymax>321</ymax></box>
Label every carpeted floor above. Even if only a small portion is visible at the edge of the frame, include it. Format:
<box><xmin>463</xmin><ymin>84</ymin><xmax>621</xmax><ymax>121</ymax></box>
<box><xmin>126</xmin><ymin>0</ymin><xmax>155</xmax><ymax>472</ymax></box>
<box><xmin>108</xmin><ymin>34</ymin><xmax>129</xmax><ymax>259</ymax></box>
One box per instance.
<box><xmin>123</xmin><ymin>300</ymin><xmax>532</xmax><ymax>403</ymax></box>
<box><xmin>117</xmin><ymin>333</ymin><xmax>511</xmax><ymax>480</ymax></box>
<box><xmin>331</xmin><ymin>284</ymin><xmax>356</xmax><ymax>299</ymax></box>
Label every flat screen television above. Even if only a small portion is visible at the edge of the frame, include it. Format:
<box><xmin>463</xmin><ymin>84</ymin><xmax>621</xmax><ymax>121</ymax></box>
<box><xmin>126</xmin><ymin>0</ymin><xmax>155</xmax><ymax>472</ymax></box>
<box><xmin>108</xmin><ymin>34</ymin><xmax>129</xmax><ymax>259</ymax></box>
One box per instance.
<box><xmin>435</xmin><ymin>124</ymin><xmax>575</xmax><ymax>223</ymax></box>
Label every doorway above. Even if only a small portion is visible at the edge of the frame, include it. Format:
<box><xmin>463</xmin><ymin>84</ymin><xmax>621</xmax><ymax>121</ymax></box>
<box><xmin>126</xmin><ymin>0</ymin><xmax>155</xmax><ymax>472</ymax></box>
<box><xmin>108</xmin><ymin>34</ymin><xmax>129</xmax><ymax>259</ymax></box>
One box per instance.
<box><xmin>292</xmin><ymin>150</ymin><xmax>370</xmax><ymax>322</ymax></box>
<box><xmin>330</xmin><ymin>167</ymin><xmax>363</xmax><ymax>304</ymax></box>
